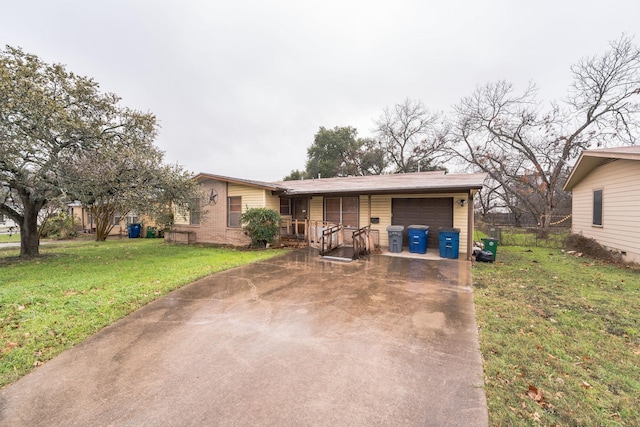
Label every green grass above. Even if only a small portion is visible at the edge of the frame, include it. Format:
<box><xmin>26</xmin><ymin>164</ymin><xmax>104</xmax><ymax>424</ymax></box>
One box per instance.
<box><xmin>500</xmin><ymin>229</ymin><xmax>570</xmax><ymax>249</ymax></box>
<box><xmin>0</xmin><ymin>239</ymin><xmax>288</xmax><ymax>387</ymax></box>
<box><xmin>0</xmin><ymin>233</ymin><xmax>20</xmax><ymax>243</ymax></box>
<box><xmin>475</xmin><ymin>226</ymin><xmax>570</xmax><ymax>249</ymax></box>
<box><xmin>473</xmin><ymin>246</ymin><xmax>640</xmax><ymax>426</ymax></box>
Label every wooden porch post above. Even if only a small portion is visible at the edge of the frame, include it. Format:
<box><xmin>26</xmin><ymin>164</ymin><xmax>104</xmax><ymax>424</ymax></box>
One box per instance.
<box><xmin>467</xmin><ymin>190</ymin><xmax>474</xmax><ymax>260</ymax></box>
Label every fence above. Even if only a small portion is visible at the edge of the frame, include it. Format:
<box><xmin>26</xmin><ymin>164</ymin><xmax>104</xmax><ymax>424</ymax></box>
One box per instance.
<box><xmin>480</xmin><ymin>212</ymin><xmax>572</xmax><ymax>228</ymax></box>
<box><xmin>476</xmin><ymin>225</ymin><xmax>570</xmax><ymax>249</ymax></box>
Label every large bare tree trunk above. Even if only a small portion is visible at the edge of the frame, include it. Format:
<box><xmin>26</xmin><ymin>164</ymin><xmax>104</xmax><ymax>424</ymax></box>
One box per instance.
<box><xmin>18</xmin><ymin>195</ymin><xmax>45</xmax><ymax>257</ymax></box>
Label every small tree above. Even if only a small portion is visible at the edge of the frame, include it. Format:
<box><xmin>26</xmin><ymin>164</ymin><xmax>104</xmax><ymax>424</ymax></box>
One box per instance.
<box><xmin>374</xmin><ymin>98</ymin><xmax>447</xmax><ymax>173</ymax></box>
<box><xmin>59</xmin><ymin>142</ymin><xmax>198</xmax><ymax>241</ymax></box>
<box><xmin>240</xmin><ymin>208</ymin><xmax>281</xmax><ymax>248</ymax></box>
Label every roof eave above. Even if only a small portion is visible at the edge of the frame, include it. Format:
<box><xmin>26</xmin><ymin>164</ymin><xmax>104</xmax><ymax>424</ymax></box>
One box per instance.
<box><xmin>194</xmin><ymin>172</ymin><xmax>287</xmax><ymax>191</ymax></box>
<box><xmin>281</xmin><ymin>184</ymin><xmax>485</xmax><ymax>197</ymax></box>
<box><xmin>563</xmin><ymin>152</ymin><xmax>640</xmax><ymax>191</ymax></box>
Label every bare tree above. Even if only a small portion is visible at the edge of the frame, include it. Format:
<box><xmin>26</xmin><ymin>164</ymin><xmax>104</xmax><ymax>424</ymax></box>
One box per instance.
<box><xmin>474</xmin><ymin>179</ymin><xmax>503</xmax><ymax>222</ymax></box>
<box><xmin>450</xmin><ymin>35</ymin><xmax>640</xmax><ymax>228</ymax></box>
<box><xmin>374</xmin><ymin>98</ymin><xmax>447</xmax><ymax>173</ymax></box>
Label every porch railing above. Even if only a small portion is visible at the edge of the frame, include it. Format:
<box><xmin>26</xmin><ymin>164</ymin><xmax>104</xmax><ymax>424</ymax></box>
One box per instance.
<box><xmin>352</xmin><ymin>225</ymin><xmax>372</xmax><ymax>260</ymax></box>
<box><xmin>319</xmin><ymin>224</ymin><xmax>344</xmax><ymax>256</ymax></box>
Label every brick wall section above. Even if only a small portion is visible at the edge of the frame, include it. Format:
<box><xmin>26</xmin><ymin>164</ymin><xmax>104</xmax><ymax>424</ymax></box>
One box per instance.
<box><xmin>170</xmin><ymin>179</ymin><xmax>251</xmax><ymax>246</ymax></box>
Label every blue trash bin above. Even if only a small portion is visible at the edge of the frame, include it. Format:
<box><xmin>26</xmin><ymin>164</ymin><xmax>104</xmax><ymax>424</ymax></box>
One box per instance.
<box><xmin>128</xmin><ymin>223</ymin><xmax>141</xmax><ymax>238</ymax></box>
<box><xmin>438</xmin><ymin>228</ymin><xmax>460</xmax><ymax>259</ymax></box>
<box><xmin>408</xmin><ymin>225</ymin><xmax>429</xmax><ymax>254</ymax></box>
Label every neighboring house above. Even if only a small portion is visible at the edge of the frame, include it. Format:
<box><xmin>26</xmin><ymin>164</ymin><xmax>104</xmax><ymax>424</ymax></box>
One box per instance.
<box><xmin>170</xmin><ymin>171</ymin><xmax>486</xmax><ymax>260</ymax></box>
<box><xmin>67</xmin><ymin>202</ymin><xmax>143</xmax><ymax>237</ymax></box>
<box><xmin>564</xmin><ymin>146</ymin><xmax>640</xmax><ymax>264</ymax></box>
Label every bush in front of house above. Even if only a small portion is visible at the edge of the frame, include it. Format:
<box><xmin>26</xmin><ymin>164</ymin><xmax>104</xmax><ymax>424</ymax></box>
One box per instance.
<box><xmin>39</xmin><ymin>212</ymin><xmax>77</xmax><ymax>239</ymax></box>
<box><xmin>240</xmin><ymin>208</ymin><xmax>281</xmax><ymax>248</ymax></box>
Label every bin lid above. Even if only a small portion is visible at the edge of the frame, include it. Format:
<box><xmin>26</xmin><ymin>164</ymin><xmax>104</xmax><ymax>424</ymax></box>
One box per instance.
<box><xmin>438</xmin><ymin>227</ymin><xmax>460</xmax><ymax>233</ymax></box>
<box><xmin>408</xmin><ymin>225</ymin><xmax>429</xmax><ymax>230</ymax></box>
<box><xmin>482</xmin><ymin>238</ymin><xmax>498</xmax><ymax>242</ymax></box>
<box><xmin>386</xmin><ymin>225</ymin><xmax>405</xmax><ymax>231</ymax></box>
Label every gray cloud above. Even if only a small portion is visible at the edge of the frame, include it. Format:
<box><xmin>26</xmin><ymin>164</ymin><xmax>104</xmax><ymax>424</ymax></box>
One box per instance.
<box><xmin>2</xmin><ymin>0</ymin><xmax>638</xmax><ymax>180</ymax></box>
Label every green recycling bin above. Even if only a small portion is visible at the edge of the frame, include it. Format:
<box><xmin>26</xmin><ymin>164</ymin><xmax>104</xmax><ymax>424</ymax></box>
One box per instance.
<box><xmin>482</xmin><ymin>238</ymin><xmax>499</xmax><ymax>260</ymax></box>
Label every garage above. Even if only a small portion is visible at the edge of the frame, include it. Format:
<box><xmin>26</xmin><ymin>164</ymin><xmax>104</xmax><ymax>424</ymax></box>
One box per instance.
<box><xmin>392</xmin><ymin>198</ymin><xmax>454</xmax><ymax>248</ymax></box>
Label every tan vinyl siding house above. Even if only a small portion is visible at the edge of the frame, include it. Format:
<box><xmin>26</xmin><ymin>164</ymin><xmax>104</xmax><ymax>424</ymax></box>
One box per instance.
<box><xmin>366</xmin><ymin>193</ymin><xmax>471</xmax><ymax>250</ymax></box>
<box><xmin>564</xmin><ymin>146</ymin><xmax>640</xmax><ymax>264</ymax></box>
<box><xmin>171</xmin><ymin>171</ymin><xmax>486</xmax><ymax>259</ymax></box>
<box><xmin>67</xmin><ymin>202</ymin><xmax>150</xmax><ymax>237</ymax></box>
<box><xmin>171</xmin><ymin>174</ymin><xmax>285</xmax><ymax>246</ymax></box>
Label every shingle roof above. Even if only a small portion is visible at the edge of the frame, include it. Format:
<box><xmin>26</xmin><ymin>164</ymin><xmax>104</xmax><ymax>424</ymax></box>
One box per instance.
<box><xmin>272</xmin><ymin>171</ymin><xmax>487</xmax><ymax>196</ymax></box>
<box><xmin>195</xmin><ymin>171</ymin><xmax>487</xmax><ymax>195</ymax></box>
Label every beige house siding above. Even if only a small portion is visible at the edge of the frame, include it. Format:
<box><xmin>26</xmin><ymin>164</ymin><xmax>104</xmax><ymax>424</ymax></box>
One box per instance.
<box><xmin>227</xmin><ymin>184</ymin><xmax>280</xmax><ymax>212</ymax></box>
<box><xmin>265</xmin><ymin>193</ymin><xmax>280</xmax><ymax>212</ymax></box>
<box><xmin>309</xmin><ymin>197</ymin><xmax>324</xmax><ymax>222</ymax></box>
<box><xmin>571</xmin><ymin>159</ymin><xmax>640</xmax><ymax>263</ymax></box>
<box><xmin>228</xmin><ymin>183</ymin><xmax>265</xmax><ymax>210</ymax></box>
<box><xmin>304</xmin><ymin>192</ymin><xmax>471</xmax><ymax>255</ymax></box>
<box><xmin>171</xmin><ymin>172</ymin><xmax>480</xmax><ymax>258</ymax></box>
<box><xmin>369</xmin><ymin>193</ymin><xmax>470</xmax><ymax>255</ymax></box>
<box><xmin>358</xmin><ymin>195</ymin><xmax>370</xmax><ymax>227</ymax></box>
<box><xmin>173</xmin><ymin>181</ymin><xmax>282</xmax><ymax>246</ymax></box>
<box><xmin>171</xmin><ymin>179</ymin><xmax>250</xmax><ymax>246</ymax></box>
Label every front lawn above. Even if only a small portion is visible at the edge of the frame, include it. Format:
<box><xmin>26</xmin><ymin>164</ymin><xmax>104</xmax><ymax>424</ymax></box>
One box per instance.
<box><xmin>0</xmin><ymin>239</ymin><xmax>288</xmax><ymax>387</ymax></box>
<box><xmin>473</xmin><ymin>246</ymin><xmax>640</xmax><ymax>426</ymax></box>
<box><xmin>0</xmin><ymin>233</ymin><xmax>20</xmax><ymax>243</ymax></box>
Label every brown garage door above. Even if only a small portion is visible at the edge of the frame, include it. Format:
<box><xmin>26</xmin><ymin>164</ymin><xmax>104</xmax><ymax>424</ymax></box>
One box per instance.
<box><xmin>392</xmin><ymin>198</ymin><xmax>454</xmax><ymax>248</ymax></box>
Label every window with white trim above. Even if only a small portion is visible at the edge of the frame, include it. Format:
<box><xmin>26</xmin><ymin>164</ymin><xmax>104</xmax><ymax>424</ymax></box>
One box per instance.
<box><xmin>592</xmin><ymin>189</ymin><xmax>603</xmax><ymax>226</ymax></box>
<box><xmin>228</xmin><ymin>196</ymin><xmax>242</xmax><ymax>227</ymax></box>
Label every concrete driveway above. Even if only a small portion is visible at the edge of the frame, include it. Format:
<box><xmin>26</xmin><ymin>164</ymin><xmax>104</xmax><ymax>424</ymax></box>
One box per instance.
<box><xmin>0</xmin><ymin>250</ymin><xmax>487</xmax><ymax>426</ymax></box>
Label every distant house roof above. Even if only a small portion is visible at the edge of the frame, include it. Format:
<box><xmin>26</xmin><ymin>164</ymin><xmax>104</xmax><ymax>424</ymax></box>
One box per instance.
<box><xmin>564</xmin><ymin>146</ymin><xmax>640</xmax><ymax>191</ymax></box>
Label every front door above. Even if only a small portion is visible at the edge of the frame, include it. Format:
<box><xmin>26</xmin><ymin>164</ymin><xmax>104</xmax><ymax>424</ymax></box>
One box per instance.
<box><xmin>292</xmin><ymin>198</ymin><xmax>308</xmax><ymax>234</ymax></box>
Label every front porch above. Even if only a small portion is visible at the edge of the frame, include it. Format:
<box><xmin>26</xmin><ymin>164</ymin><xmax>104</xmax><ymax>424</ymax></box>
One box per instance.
<box><xmin>279</xmin><ymin>219</ymin><xmax>462</xmax><ymax>262</ymax></box>
<box><xmin>279</xmin><ymin>219</ymin><xmax>376</xmax><ymax>261</ymax></box>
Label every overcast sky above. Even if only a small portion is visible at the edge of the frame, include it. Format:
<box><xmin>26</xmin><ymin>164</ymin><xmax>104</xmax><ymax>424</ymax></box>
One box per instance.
<box><xmin>3</xmin><ymin>1</ymin><xmax>639</xmax><ymax>181</ymax></box>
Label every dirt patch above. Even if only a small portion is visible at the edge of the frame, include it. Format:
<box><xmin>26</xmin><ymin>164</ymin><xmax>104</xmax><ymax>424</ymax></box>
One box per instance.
<box><xmin>565</xmin><ymin>234</ymin><xmax>623</xmax><ymax>264</ymax></box>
